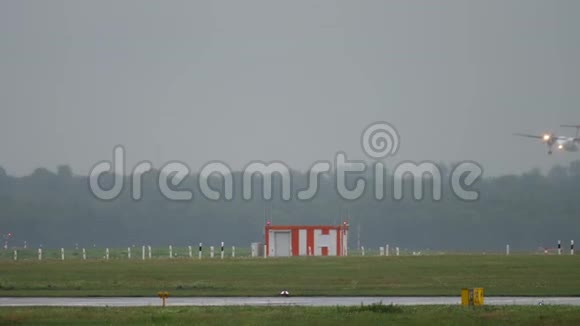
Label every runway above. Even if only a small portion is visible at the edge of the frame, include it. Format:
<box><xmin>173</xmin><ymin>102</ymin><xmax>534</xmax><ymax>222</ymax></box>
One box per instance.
<box><xmin>2</xmin><ymin>296</ymin><xmax>580</xmax><ymax>307</ymax></box>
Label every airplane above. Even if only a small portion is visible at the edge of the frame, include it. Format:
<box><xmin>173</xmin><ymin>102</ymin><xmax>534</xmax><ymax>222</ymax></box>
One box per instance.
<box><xmin>514</xmin><ymin>125</ymin><xmax>580</xmax><ymax>155</ymax></box>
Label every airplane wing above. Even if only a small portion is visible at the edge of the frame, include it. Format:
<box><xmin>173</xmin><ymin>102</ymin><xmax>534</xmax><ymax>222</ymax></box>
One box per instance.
<box><xmin>513</xmin><ymin>133</ymin><xmax>544</xmax><ymax>139</ymax></box>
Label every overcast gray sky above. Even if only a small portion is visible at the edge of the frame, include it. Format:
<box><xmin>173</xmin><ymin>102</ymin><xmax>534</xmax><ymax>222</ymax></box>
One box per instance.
<box><xmin>1</xmin><ymin>1</ymin><xmax>579</xmax><ymax>176</ymax></box>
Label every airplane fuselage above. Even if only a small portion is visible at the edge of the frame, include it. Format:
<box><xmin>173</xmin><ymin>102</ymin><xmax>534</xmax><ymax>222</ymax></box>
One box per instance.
<box><xmin>557</xmin><ymin>138</ymin><xmax>579</xmax><ymax>152</ymax></box>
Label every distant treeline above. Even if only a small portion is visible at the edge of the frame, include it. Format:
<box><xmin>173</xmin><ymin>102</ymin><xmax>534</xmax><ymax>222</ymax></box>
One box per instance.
<box><xmin>0</xmin><ymin>161</ymin><xmax>579</xmax><ymax>251</ymax></box>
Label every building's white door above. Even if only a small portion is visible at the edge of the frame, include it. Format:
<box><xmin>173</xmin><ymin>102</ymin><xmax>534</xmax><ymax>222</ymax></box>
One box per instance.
<box><xmin>274</xmin><ymin>231</ymin><xmax>291</xmax><ymax>257</ymax></box>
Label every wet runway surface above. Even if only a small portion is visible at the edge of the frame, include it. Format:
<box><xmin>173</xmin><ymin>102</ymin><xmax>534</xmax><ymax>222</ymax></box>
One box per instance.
<box><xmin>1</xmin><ymin>296</ymin><xmax>580</xmax><ymax>307</ymax></box>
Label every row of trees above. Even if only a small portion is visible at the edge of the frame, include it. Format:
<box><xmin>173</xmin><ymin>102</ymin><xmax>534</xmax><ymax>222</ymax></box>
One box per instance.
<box><xmin>0</xmin><ymin>162</ymin><xmax>579</xmax><ymax>250</ymax></box>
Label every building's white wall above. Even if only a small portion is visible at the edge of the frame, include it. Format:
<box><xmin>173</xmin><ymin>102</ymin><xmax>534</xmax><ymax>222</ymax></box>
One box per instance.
<box><xmin>314</xmin><ymin>229</ymin><xmax>337</xmax><ymax>256</ymax></box>
<box><xmin>342</xmin><ymin>230</ymin><xmax>348</xmax><ymax>256</ymax></box>
<box><xmin>268</xmin><ymin>230</ymin><xmax>274</xmax><ymax>256</ymax></box>
<box><xmin>299</xmin><ymin>229</ymin><xmax>307</xmax><ymax>256</ymax></box>
<box><xmin>273</xmin><ymin>231</ymin><xmax>291</xmax><ymax>257</ymax></box>
<box><xmin>328</xmin><ymin>229</ymin><xmax>337</xmax><ymax>256</ymax></box>
<box><xmin>313</xmin><ymin>229</ymin><xmax>322</xmax><ymax>256</ymax></box>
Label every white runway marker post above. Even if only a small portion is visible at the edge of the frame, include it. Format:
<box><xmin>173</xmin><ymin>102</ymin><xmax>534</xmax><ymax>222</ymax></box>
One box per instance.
<box><xmin>386</xmin><ymin>244</ymin><xmax>389</xmax><ymax>257</ymax></box>
<box><xmin>148</xmin><ymin>246</ymin><xmax>152</xmax><ymax>259</ymax></box>
<box><xmin>361</xmin><ymin>246</ymin><xmax>365</xmax><ymax>256</ymax></box>
<box><xmin>127</xmin><ymin>247</ymin><xmax>131</xmax><ymax>259</ymax></box>
<box><xmin>210</xmin><ymin>246</ymin><xmax>214</xmax><ymax>258</ymax></box>
<box><xmin>396</xmin><ymin>247</ymin><xmax>400</xmax><ymax>256</ymax></box>
<box><xmin>142</xmin><ymin>246</ymin><xmax>145</xmax><ymax>260</ymax></box>
<box><xmin>232</xmin><ymin>246</ymin><xmax>236</xmax><ymax>258</ymax></box>
<box><xmin>169</xmin><ymin>245</ymin><xmax>173</xmax><ymax>259</ymax></box>
<box><xmin>220</xmin><ymin>242</ymin><xmax>224</xmax><ymax>259</ymax></box>
<box><xmin>82</xmin><ymin>248</ymin><xmax>86</xmax><ymax>260</ymax></box>
<box><xmin>105</xmin><ymin>248</ymin><xmax>110</xmax><ymax>260</ymax></box>
<box><xmin>379</xmin><ymin>247</ymin><xmax>384</xmax><ymax>256</ymax></box>
<box><xmin>506</xmin><ymin>244</ymin><xmax>510</xmax><ymax>256</ymax></box>
<box><xmin>188</xmin><ymin>246</ymin><xmax>192</xmax><ymax>258</ymax></box>
<box><xmin>198</xmin><ymin>243</ymin><xmax>202</xmax><ymax>260</ymax></box>
<box><xmin>558</xmin><ymin>240</ymin><xmax>562</xmax><ymax>255</ymax></box>
<box><xmin>13</xmin><ymin>250</ymin><xmax>17</xmax><ymax>261</ymax></box>
<box><xmin>38</xmin><ymin>248</ymin><xmax>42</xmax><ymax>261</ymax></box>
<box><xmin>61</xmin><ymin>248</ymin><xmax>64</xmax><ymax>260</ymax></box>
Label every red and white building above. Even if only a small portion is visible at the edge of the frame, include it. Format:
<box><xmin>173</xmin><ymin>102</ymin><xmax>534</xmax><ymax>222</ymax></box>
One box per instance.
<box><xmin>265</xmin><ymin>223</ymin><xmax>349</xmax><ymax>257</ymax></box>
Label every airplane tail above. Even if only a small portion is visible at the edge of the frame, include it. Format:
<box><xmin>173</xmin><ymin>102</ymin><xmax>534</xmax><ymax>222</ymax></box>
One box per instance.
<box><xmin>561</xmin><ymin>125</ymin><xmax>580</xmax><ymax>138</ymax></box>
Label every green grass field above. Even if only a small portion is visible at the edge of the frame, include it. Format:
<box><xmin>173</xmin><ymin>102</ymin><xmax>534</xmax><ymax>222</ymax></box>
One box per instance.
<box><xmin>1</xmin><ymin>255</ymin><xmax>580</xmax><ymax>297</ymax></box>
<box><xmin>2</xmin><ymin>305</ymin><xmax>580</xmax><ymax>325</ymax></box>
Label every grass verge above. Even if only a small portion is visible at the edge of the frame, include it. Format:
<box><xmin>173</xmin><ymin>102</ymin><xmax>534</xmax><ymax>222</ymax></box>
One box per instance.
<box><xmin>2</xmin><ymin>305</ymin><xmax>580</xmax><ymax>325</ymax></box>
<box><xmin>1</xmin><ymin>255</ymin><xmax>580</xmax><ymax>297</ymax></box>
